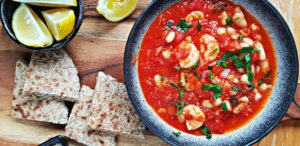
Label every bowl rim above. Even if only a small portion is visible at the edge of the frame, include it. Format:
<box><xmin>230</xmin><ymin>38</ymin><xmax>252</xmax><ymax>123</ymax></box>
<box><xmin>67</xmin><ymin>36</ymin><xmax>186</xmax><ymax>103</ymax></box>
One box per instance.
<box><xmin>0</xmin><ymin>0</ymin><xmax>84</xmax><ymax>51</ymax></box>
<box><xmin>124</xmin><ymin>0</ymin><xmax>299</xmax><ymax>145</ymax></box>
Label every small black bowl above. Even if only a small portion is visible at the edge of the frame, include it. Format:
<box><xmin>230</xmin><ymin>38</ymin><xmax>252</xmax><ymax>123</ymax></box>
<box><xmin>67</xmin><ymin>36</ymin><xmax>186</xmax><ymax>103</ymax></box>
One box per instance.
<box><xmin>0</xmin><ymin>0</ymin><xmax>84</xmax><ymax>51</ymax></box>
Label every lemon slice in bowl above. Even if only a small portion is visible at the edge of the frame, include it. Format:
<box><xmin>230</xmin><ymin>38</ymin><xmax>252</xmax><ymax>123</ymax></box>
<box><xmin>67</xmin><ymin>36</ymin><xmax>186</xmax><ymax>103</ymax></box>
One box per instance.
<box><xmin>12</xmin><ymin>4</ymin><xmax>53</xmax><ymax>48</ymax></box>
<box><xmin>12</xmin><ymin>0</ymin><xmax>77</xmax><ymax>7</ymax></box>
<box><xmin>42</xmin><ymin>8</ymin><xmax>75</xmax><ymax>41</ymax></box>
<box><xmin>97</xmin><ymin>0</ymin><xmax>139</xmax><ymax>22</ymax></box>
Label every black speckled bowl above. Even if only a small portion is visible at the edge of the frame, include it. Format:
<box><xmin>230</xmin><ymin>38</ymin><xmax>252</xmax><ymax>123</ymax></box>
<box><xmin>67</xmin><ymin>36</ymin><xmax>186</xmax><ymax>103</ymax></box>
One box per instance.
<box><xmin>124</xmin><ymin>0</ymin><xmax>299</xmax><ymax>146</ymax></box>
<box><xmin>0</xmin><ymin>0</ymin><xmax>84</xmax><ymax>51</ymax></box>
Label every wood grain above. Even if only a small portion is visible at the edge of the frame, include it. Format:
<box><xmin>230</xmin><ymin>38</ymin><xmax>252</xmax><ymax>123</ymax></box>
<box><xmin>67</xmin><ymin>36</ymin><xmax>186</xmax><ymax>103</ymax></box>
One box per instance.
<box><xmin>0</xmin><ymin>0</ymin><xmax>299</xmax><ymax>146</ymax></box>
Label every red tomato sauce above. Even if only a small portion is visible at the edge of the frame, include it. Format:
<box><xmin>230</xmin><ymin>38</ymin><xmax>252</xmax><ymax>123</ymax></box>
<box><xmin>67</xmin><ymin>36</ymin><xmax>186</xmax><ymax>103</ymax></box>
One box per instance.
<box><xmin>138</xmin><ymin>0</ymin><xmax>277</xmax><ymax>136</ymax></box>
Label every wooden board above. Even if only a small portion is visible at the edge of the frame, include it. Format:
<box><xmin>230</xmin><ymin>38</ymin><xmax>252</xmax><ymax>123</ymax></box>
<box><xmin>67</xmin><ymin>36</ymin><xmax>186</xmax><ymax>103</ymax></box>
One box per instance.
<box><xmin>0</xmin><ymin>0</ymin><xmax>299</xmax><ymax>145</ymax></box>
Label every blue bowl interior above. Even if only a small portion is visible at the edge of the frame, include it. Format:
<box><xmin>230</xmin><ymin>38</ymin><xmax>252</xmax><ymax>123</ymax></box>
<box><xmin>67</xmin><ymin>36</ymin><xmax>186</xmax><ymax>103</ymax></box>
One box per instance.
<box><xmin>0</xmin><ymin>0</ymin><xmax>84</xmax><ymax>51</ymax></box>
<box><xmin>124</xmin><ymin>0</ymin><xmax>298</xmax><ymax>146</ymax></box>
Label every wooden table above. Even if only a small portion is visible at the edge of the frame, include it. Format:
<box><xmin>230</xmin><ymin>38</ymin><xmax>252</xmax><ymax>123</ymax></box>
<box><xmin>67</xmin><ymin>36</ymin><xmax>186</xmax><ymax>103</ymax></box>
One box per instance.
<box><xmin>0</xmin><ymin>0</ymin><xmax>299</xmax><ymax>145</ymax></box>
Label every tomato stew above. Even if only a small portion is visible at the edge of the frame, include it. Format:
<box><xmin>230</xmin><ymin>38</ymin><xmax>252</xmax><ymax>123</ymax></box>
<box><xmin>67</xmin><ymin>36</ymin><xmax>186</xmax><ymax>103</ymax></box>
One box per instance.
<box><xmin>138</xmin><ymin>0</ymin><xmax>277</xmax><ymax>138</ymax></box>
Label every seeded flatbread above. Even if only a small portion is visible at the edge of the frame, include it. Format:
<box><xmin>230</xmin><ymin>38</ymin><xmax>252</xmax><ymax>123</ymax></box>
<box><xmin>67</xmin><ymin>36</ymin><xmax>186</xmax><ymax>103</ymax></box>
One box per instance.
<box><xmin>22</xmin><ymin>49</ymin><xmax>81</xmax><ymax>102</ymax></box>
<box><xmin>11</xmin><ymin>59</ymin><xmax>68</xmax><ymax>124</ymax></box>
<box><xmin>88</xmin><ymin>72</ymin><xmax>146</xmax><ymax>139</ymax></box>
<box><xmin>65</xmin><ymin>85</ymin><xmax>116</xmax><ymax>146</ymax></box>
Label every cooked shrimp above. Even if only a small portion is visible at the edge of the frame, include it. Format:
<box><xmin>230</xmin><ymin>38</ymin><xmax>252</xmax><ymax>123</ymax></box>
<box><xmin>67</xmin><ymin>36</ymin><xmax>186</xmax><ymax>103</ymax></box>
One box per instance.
<box><xmin>200</xmin><ymin>34</ymin><xmax>220</xmax><ymax>62</ymax></box>
<box><xmin>233</xmin><ymin>7</ymin><xmax>247</xmax><ymax>28</ymax></box>
<box><xmin>179</xmin><ymin>42</ymin><xmax>200</xmax><ymax>69</ymax></box>
<box><xmin>178</xmin><ymin>105</ymin><xmax>205</xmax><ymax>130</ymax></box>
<box><xmin>185</xmin><ymin>11</ymin><xmax>204</xmax><ymax>23</ymax></box>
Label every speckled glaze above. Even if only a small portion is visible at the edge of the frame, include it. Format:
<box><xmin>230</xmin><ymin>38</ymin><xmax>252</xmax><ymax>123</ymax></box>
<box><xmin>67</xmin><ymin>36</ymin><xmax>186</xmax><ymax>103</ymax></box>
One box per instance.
<box><xmin>124</xmin><ymin>0</ymin><xmax>299</xmax><ymax>145</ymax></box>
<box><xmin>0</xmin><ymin>0</ymin><xmax>84</xmax><ymax>51</ymax></box>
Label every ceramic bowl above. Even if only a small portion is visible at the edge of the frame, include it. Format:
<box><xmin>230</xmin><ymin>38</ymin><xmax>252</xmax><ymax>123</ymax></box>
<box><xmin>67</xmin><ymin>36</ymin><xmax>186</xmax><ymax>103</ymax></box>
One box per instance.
<box><xmin>124</xmin><ymin>0</ymin><xmax>299</xmax><ymax>145</ymax></box>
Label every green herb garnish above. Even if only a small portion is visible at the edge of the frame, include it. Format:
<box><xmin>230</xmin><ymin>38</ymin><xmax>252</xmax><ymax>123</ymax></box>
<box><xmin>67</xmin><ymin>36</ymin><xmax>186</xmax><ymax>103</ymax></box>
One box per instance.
<box><xmin>258</xmin><ymin>70</ymin><xmax>272</xmax><ymax>86</ymax></box>
<box><xmin>221</xmin><ymin>103</ymin><xmax>227</xmax><ymax>112</ymax></box>
<box><xmin>190</xmin><ymin>60</ymin><xmax>200</xmax><ymax>71</ymax></box>
<box><xmin>193</xmin><ymin>72</ymin><xmax>202</xmax><ymax>78</ymax></box>
<box><xmin>234</xmin><ymin>17</ymin><xmax>240</xmax><ymax>20</ymax></box>
<box><xmin>197</xmin><ymin>20</ymin><xmax>202</xmax><ymax>32</ymax></box>
<box><xmin>245</xmin><ymin>53</ymin><xmax>254</xmax><ymax>85</ymax></box>
<box><xmin>174</xmin><ymin>66</ymin><xmax>180</xmax><ymax>70</ymax></box>
<box><xmin>173</xmin><ymin>131</ymin><xmax>181</xmax><ymax>137</ymax></box>
<box><xmin>217</xmin><ymin>52</ymin><xmax>235</xmax><ymax>67</ymax></box>
<box><xmin>208</xmin><ymin>72</ymin><xmax>214</xmax><ymax>82</ymax></box>
<box><xmin>226</xmin><ymin>17</ymin><xmax>232</xmax><ymax>25</ymax></box>
<box><xmin>238</xmin><ymin>47</ymin><xmax>260</xmax><ymax>54</ymax></box>
<box><xmin>177</xmin><ymin>19</ymin><xmax>192</xmax><ymax>33</ymax></box>
<box><xmin>208</xmin><ymin>65</ymin><xmax>212</xmax><ymax>70</ymax></box>
<box><xmin>174</xmin><ymin>100</ymin><xmax>186</xmax><ymax>115</ymax></box>
<box><xmin>161</xmin><ymin>27</ymin><xmax>169</xmax><ymax>31</ymax></box>
<box><xmin>202</xmin><ymin>84</ymin><xmax>222</xmax><ymax>100</ymax></box>
<box><xmin>166</xmin><ymin>20</ymin><xmax>174</xmax><ymax>27</ymax></box>
<box><xmin>160</xmin><ymin>75</ymin><xmax>165</xmax><ymax>81</ymax></box>
<box><xmin>213</xmin><ymin>48</ymin><xmax>219</xmax><ymax>53</ymax></box>
<box><xmin>238</xmin><ymin>35</ymin><xmax>244</xmax><ymax>40</ymax></box>
<box><xmin>231</xmin><ymin>55</ymin><xmax>245</xmax><ymax>69</ymax></box>
<box><xmin>201</xmin><ymin>126</ymin><xmax>212</xmax><ymax>139</ymax></box>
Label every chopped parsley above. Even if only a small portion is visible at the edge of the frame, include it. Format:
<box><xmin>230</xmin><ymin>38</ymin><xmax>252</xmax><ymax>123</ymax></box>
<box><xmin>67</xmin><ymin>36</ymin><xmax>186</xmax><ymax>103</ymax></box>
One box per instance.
<box><xmin>202</xmin><ymin>84</ymin><xmax>222</xmax><ymax>100</ymax></box>
<box><xmin>193</xmin><ymin>72</ymin><xmax>202</xmax><ymax>79</ymax></box>
<box><xmin>160</xmin><ymin>75</ymin><xmax>165</xmax><ymax>81</ymax></box>
<box><xmin>177</xmin><ymin>19</ymin><xmax>192</xmax><ymax>33</ymax></box>
<box><xmin>238</xmin><ymin>47</ymin><xmax>260</xmax><ymax>54</ymax></box>
<box><xmin>226</xmin><ymin>17</ymin><xmax>232</xmax><ymax>25</ymax></box>
<box><xmin>161</xmin><ymin>27</ymin><xmax>169</xmax><ymax>31</ymax></box>
<box><xmin>174</xmin><ymin>66</ymin><xmax>180</xmax><ymax>70</ymax></box>
<box><xmin>201</xmin><ymin>126</ymin><xmax>212</xmax><ymax>139</ymax></box>
<box><xmin>213</xmin><ymin>48</ymin><xmax>219</xmax><ymax>53</ymax></box>
<box><xmin>174</xmin><ymin>100</ymin><xmax>186</xmax><ymax>115</ymax></box>
<box><xmin>173</xmin><ymin>131</ymin><xmax>181</xmax><ymax>137</ymax></box>
<box><xmin>190</xmin><ymin>60</ymin><xmax>200</xmax><ymax>71</ymax></box>
<box><xmin>245</xmin><ymin>53</ymin><xmax>254</xmax><ymax>86</ymax></box>
<box><xmin>197</xmin><ymin>20</ymin><xmax>202</xmax><ymax>32</ymax></box>
<box><xmin>221</xmin><ymin>103</ymin><xmax>227</xmax><ymax>112</ymax></box>
<box><xmin>217</xmin><ymin>52</ymin><xmax>235</xmax><ymax>68</ymax></box>
<box><xmin>231</xmin><ymin>55</ymin><xmax>245</xmax><ymax>69</ymax></box>
<box><xmin>208</xmin><ymin>72</ymin><xmax>214</xmax><ymax>82</ymax></box>
<box><xmin>208</xmin><ymin>65</ymin><xmax>212</xmax><ymax>70</ymax></box>
<box><xmin>238</xmin><ymin>35</ymin><xmax>244</xmax><ymax>40</ymax></box>
<box><xmin>234</xmin><ymin>17</ymin><xmax>240</xmax><ymax>20</ymax></box>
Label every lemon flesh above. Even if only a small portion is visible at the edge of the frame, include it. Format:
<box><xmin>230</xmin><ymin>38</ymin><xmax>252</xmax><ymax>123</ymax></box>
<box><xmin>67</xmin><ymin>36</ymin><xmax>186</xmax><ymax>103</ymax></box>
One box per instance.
<box><xmin>97</xmin><ymin>0</ymin><xmax>138</xmax><ymax>22</ymax></box>
<box><xmin>12</xmin><ymin>0</ymin><xmax>77</xmax><ymax>7</ymax></box>
<box><xmin>12</xmin><ymin>4</ymin><xmax>53</xmax><ymax>48</ymax></box>
<box><xmin>42</xmin><ymin>8</ymin><xmax>75</xmax><ymax>41</ymax></box>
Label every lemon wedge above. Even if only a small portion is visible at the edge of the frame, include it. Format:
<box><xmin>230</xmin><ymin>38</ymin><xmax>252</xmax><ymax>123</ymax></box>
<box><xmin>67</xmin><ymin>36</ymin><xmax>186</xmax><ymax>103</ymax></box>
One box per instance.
<box><xmin>12</xmin><ymin>4</ymin><xmax>53</xmax><ymax>48</ymax></box>
<box><xmin>12</xmin><ymin>0</ymin><xmax>77</xmax><ymax>7</ymax></box>
<box><xmin>97</xmin><ymin>0</ymin><xmax>139</xmax><ymax>22</ymax></box>
<box><xmin>42</xmin><ymin>8</ymin><xmax>75</xmax><ymax>41</ymax></box>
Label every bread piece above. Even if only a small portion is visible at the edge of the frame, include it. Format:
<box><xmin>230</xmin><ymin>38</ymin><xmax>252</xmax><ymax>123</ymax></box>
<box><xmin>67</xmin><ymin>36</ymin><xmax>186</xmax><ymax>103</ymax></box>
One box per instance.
<box><xmin>88</xmin><ymin>72</ymin><xmax>146</xmax><ymax>138</ymax></box>
<box><xmin>22</xmin><ymin>49</ymin><xmax>80</xmax><ymax>102</ymax></box>
<box><xmin>11</xmin><ymin>59</ymin><xmax>68</xmax><ymax>124</ymax></box>
<box><xmin>65</xmin><ymin>85</ymin><xmax>116</xmax><ymax>146</ymax></box>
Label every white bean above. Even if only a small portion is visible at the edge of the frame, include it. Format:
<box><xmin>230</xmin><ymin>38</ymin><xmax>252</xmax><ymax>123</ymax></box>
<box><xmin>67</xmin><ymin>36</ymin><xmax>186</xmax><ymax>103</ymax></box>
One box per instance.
<box><xmin>227</xmin><ymin>27</ymin><xmax>236</xmax><ymax>35</ymax></box>
<box><xmin>166</xmin><ymin>31</ymin><xmax>176</xmax><ymax>43</ymax></box>
<box><xmin>240</xmin><ymin>74</ymin><xmax>250</xmax><ymax>85</ymax></box>
<box><xmin>223</xmin><ymin>100</ymin><xmax>232</xmax><ymax>111</ymax></box>
<box><xmin>260</xmin><ymin>60</ymin><xmax>270</xmax><ymax>74</ymax></box>
<box><xmin>202</xmin><ymin>100</ymin><xmax>213</xmax><ymax>108</ymax></box>
<box><xmin>254</xmin><ymin>42</ymin><xmax>266</xmax><ymax>60</ymax></box>
<box><xmin>154</xmin><ymin>74</ymin><xmax>163</xmax><ymax>87</ymax></box>
<box><xmin>240</xmin><ymin>96</ymin><xmax>249</xmax><ymax>103</ymax></box>
<box><xmin>255</xmin><ymin>92</ymin><xmax>262</xmax><ymax>101</ymax></box>
<box><xmin>251</xmin><ymin>23</ymin><xmax>259</xmax><ymax>31</ymax></box>
<box><xmin>162</xmin><ymin>50</ymin><xmax>171</xmax><ymax>59</ymax></box>
<box><xmin>260</xmin><ymin>83</ymin><xmax>268</xmax><ymax>91</ymax></box>
<box><xmin>220</xmin><ymin>11</ymin><xmax>228</xmax><ymax>26</ymax></box>
<box><xmin>233</xmin><ymin>78</ymin><xmax>239</xmax><ymax>83</ymax></box>
<box><xmin>240</xmin><ymin>43</ymin><xmax>249</xmax><ymax>48</ymax></box>
<box><xmin>214</xmin><ymin>98</ymin><xmax>222</xmax><ymax>106</ymax></box>
<box><xmin>217</xmin><ymin>27</ymin><xmax>226</xmax><ymax>35</ymax></box>
<box><xmin>233</xmin><ymin>103</ymin><xmax>248</xmax><ymax>114</ymax></box>
<box><xmin>243</xmin><ymin>38</ymin><xmax>254</xmax><ymax>46</ymax></box>
<box><xmin>231</xmin><ymin>34</ymin><xmax>239</xmax><ymax>40</ymax></box>
<box><xmin>233</xmin><ymin>8</ymin><xmax>247</xmax><ymax>28</ymax></box>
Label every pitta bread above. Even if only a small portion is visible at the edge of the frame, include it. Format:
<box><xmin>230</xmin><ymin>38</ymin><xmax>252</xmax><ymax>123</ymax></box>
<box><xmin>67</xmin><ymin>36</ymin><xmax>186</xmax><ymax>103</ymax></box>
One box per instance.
<box><xmin>11</xmin><ymin>59</ymin><xmax>68</xmax><ymax>124</ymax></box>
<box><xmin>88</xmin><ymin>72</ymin><xmax>146</xmax><ymax>139</ymax></box>
<box><xmin>65</xmin><ymin>85</ymin><xmax>116</xmax><ymax>146</ymax></box>
<box><xmin>22</xmin><ymin>49</ymin><xmax>81</xmax><ymax>102</ymax></box>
